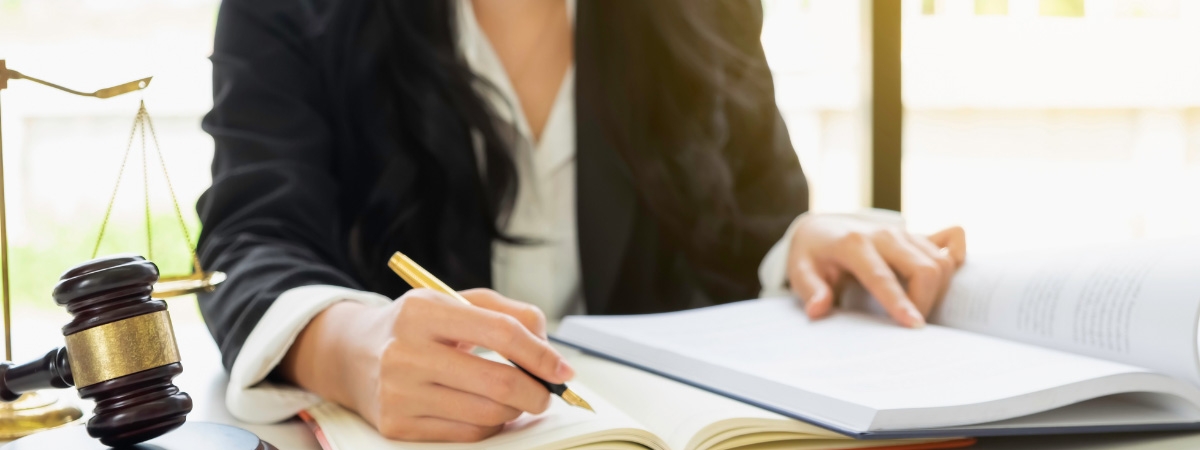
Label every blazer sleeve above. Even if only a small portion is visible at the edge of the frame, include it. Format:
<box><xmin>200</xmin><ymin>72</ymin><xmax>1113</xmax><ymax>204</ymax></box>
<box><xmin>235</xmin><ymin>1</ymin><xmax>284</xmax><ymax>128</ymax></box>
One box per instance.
<box><xmin>197</xmin><ymin>0</ymin><xmax>362</xmax><ymax>371</ymax></box>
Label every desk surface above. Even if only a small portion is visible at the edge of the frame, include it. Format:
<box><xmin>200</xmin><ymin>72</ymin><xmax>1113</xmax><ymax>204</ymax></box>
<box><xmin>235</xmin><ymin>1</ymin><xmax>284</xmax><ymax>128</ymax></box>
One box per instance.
<box><xmin>6</xmin><ymin>321</ymin><xmax>1200</xmax><ymax>449</ymax></box>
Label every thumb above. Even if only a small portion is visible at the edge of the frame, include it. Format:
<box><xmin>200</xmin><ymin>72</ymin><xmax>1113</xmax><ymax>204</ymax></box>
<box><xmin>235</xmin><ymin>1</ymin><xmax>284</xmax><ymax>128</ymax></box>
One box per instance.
<box><xmin>790</xmin><ymin>258</ymin><xmax>834</xmax><ymax>319</ymax></box>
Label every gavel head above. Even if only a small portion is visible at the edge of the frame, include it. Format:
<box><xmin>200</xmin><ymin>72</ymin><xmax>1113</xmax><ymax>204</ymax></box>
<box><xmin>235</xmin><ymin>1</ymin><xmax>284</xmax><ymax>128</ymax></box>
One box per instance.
<box><xmin>53</xmin><ymin>255</ymin><xmax>192</xmax><ymax>447</ymax></box>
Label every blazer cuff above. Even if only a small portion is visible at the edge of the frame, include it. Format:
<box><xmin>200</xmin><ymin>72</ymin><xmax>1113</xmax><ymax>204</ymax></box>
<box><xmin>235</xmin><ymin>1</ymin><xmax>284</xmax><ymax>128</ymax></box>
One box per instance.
<box><xmin>758</xmin><ymin>209</ymin><xmax>906</xmax><ymax>299</ymax></box>
<box><xmin>225</xmin><ymin>285</ymin><xmax>391</xmax><ymax>424</ymax></box>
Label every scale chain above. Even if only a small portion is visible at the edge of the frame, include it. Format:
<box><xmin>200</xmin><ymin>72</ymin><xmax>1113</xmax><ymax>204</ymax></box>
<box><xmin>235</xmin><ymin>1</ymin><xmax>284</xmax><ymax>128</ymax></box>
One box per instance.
<box><xmin>143</xmin><ymin>106</ymin><xmax>201</xmax><ymax>272</ymax></box>
<box><xmin>141</xmin><ymin>104</ymin><xmax>152</xmax><ymax>263</ymax></box>
<box><xmin>91</xmin><ymin>103</ymin><xmax>142</xmax><ymax>259</ymax></box>
<box><xmin>93</xmin><ymin>100</ymin><xmax>198</xmax><ymax>272</ymax></box>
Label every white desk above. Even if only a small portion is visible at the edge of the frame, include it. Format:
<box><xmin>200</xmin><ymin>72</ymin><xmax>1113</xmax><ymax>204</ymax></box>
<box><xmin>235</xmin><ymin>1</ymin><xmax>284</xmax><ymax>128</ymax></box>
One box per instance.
<box><xmin>7</xmin><ymin>321</ymin><xmax>1200</xmax><ymax>449</ymax></box>
<box><xmin>172</xmin><ymin>321</ymin><xmax>321</xmax><ymax>450</ymax></box>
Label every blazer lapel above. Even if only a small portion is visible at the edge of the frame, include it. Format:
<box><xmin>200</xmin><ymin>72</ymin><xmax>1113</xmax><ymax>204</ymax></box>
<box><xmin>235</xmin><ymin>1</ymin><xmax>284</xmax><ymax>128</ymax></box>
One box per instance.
<box><xmin>575</xmin><ymin>0</ymin><xmax>636</xmax><ymax>314</ymax></box>
<box><xmin>576</xmin><ymin>121</ymin><xmax>636</xmax><ymax>316</ymax></box>
<box><xmin>576</xmin><ymin>113</ymin><xmax>636</xmax><ymax>315</ymax></box>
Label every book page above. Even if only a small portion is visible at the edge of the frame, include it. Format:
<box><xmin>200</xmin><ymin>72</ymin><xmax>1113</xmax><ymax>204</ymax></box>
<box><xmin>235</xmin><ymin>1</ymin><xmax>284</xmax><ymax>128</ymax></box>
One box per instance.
<box><xmin>567</xmin><ymin>349</ymin><xmax>962</xmax><ymax>450</ymax></box>
<box><xmin>567</xmin><ymin>348</ymin><xmax>840</xmax><ymax>449</ymax></box>
<box><xmin>555</xmin><ymin>299</ymin><xmax>1194</xmax><ymax>431</ymax></box>
<box><xmin>854</xmin><ymin>239</ymin><xmax>1200</xmax><ymax>385</ymax></box>
<box><xmin>306</xmin><ymin>382</ymin><xmax>669</xmax><ymax>450</ymax></box>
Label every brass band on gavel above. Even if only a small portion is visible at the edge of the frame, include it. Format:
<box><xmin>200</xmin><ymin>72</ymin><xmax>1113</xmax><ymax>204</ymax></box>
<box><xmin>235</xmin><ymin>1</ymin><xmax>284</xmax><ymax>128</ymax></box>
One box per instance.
<box><xmin>64</xmin><ymin>310</ymin><xmax>180</xmax><ymax>388</ymax></box>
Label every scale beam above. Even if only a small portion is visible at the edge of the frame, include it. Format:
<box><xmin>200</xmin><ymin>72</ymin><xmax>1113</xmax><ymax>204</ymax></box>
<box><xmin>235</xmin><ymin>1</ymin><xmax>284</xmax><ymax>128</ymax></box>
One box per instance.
<box><xmin>2</xmin><ymin>63</ymin><xmax>151</xmax><ymax>99</ymax></box>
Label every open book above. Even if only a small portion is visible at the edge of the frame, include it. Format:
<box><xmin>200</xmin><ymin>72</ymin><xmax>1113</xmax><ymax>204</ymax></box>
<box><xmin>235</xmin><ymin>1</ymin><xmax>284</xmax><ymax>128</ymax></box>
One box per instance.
<box><xmin>300</xmin><ymin>354</ymin><xmax>973</xmax><ymax>450</ymax></box>
<box><xmin>554</xmin><ymin>239</ymin><xmax>1200</xmax><ymax>439</ymax></box>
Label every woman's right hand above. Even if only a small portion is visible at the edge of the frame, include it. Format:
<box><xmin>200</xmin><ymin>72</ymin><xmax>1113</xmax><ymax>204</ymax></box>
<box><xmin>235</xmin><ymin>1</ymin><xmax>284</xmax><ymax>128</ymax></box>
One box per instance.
<box><xmin>281</xmin><ymin>288</ymin><xmax>574</xmax><ymax>442</ymax></box>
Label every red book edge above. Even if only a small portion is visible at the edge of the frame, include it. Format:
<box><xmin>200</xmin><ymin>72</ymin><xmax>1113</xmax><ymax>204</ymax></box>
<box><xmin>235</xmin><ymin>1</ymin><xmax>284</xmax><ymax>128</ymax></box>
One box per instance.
<box><xmin>298</xmin><ymin>408</ymin><xmax>976</xmax><ymax>450</ymax></box>
<box><xmin>298</xmin><ymin>409</ymin><xmax>336</xmax><ymax>450</ymax></box>
<box><xmin>832</xmin><ymin>438</ymin><xmax>979</xmax><ymax>450</ymax></box>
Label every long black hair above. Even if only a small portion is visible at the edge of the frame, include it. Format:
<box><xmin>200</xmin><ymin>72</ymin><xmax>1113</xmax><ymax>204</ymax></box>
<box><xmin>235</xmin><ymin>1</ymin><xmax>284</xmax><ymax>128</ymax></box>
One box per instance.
<box><xmin>348</xmin><ymin>0</ymin><xmax>774</xmax><ymax>289</ymax></box>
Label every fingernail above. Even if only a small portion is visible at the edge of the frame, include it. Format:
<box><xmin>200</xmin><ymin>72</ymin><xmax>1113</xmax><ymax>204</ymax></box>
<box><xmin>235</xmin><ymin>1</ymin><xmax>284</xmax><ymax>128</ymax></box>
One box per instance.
<box><xmin>816</xmin><ymin>285</ymin><xmax>830</xmax><ymax>300</ymax></box>
<box><xmin>805</xmin><ymin>301</ymin><xmax>822</xmax><ymax>319</ymax></box>
<box><xmin>556</xmin><ymin>360</ymin><xmax>575</xmax><ymax>380</ymax></box>
<box><xmin>804</xmin><ymin>290</ymin><xmax>825</xmax><ymax>308</ymax></box>
<box><xmin>906</xmin><ymin>307</ymin><xmax>926</xmax><ymax>329</ymax></box>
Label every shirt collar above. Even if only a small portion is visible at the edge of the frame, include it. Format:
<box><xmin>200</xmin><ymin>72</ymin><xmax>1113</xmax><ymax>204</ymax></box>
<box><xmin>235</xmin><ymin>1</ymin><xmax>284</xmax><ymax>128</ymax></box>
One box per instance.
<box><xmin>455</xmin><ymin>0</ymin><xmax>577</xmax><ymax>178</ymax></box>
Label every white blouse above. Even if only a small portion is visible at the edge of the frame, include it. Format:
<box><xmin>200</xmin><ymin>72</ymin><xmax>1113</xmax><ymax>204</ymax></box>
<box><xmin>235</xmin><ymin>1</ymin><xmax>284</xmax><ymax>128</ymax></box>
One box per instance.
<box><xmin>218</xmin><ymin>0</ymin><xmax>820</xmax><ymax>423</ymax></box>
<box><xmin>461</xmin><ymin>0</ymin><xmax>587</xmax><ymax>320</ymax></box>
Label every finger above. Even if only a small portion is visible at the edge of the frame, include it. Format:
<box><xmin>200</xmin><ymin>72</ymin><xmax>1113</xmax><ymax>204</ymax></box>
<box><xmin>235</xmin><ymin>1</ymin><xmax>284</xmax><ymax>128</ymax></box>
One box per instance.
<box><xmin>397</xmin><ymin>289</ymin><xmax>474</xmax><ymax>354</ymax></box>
<box><xmin>908</xmin><ymin>233</ymin><xmax>957</xmax><ymax>301</ymax></box>
<box><xmin>416</xmin><ymin>344</ymin><xmax>553</xmax><ymax>414</ymax></box>
<box><xmin>928</xmin><ymin>226</ymin><xmax>967</xmax><ymax>266</ymax></box>
<box><xmin>872</xmin><ymin>231</ymin><xmax>942</xmax><ymax>317</ymax></box>
<box><xmin>461</xmin><ymin>289</ymin><xmax>548</xmax><ymax>339</ymax></box>
<box><xmin>377</xmin><ymin>415</ymin><xmax>502</xmax><ymax>443</ymax></box>
<box><xmin>788</xmin><ymin>257</ymin><xmax>834</xmax><ymax>319</ymax></box>
<box><xmin>833</xmin><ymin>233</ymin><xmax>925</xmax><ymax>328</ymax></box>
<box><xmin>404</xmin><ymin>290</ymin><xmax>573</xmax><ymax>383</ymax></box>
<box><xmin>400</xmin><ymin>384</ymin><xmax>522</xmax><ymax>427</ymax></box>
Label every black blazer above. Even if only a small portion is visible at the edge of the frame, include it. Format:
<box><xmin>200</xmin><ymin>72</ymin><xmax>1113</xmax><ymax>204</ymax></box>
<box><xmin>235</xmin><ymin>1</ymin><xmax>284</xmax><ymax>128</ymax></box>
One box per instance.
<box><xmin>198</xmin><ymin>0</ymin><xmax>809</xmax><ymax>370</ymax></box>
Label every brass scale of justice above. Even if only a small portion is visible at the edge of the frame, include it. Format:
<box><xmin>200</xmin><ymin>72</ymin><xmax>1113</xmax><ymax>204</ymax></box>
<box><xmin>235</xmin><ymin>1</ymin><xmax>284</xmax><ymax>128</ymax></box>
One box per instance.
<box><xmin>0</xmin><ymin>61</ymin><xmax>273</xmax><ymax>448</ymax></box>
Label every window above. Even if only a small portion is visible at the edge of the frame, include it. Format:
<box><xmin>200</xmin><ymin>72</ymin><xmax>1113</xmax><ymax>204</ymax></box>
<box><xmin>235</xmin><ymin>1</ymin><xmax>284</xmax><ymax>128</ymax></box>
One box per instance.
<box><xmin>762</xmin><ymin>0</ymin><xmax>870</xmax><ymax>212</ymax></box>
<box><xmin>902</xmin><ymin>0</ymin><xmax>1200</xmax><ymax>253</ymax></box>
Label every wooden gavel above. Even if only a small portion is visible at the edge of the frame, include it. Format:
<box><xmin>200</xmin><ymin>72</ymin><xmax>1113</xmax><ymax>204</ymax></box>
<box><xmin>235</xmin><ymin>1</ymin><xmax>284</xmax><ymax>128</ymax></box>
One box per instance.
<box><xmin>0</xmin><ymin>255</ymin><xmax>192</xmax><ymax>447</ymax></box>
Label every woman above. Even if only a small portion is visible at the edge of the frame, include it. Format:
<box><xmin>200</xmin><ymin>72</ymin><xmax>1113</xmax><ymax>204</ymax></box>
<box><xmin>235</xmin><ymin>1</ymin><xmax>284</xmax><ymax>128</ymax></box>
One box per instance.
<box><xmin>198</xmin><ymin>0</ymin><xmax>967</xmax><ymax>443</ymax></box>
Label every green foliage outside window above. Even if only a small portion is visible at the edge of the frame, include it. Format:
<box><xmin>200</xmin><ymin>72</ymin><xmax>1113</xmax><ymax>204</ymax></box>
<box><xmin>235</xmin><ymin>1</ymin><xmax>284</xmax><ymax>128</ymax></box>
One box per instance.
<box><xmin>7</xmin><ymin>215</ymin><xmax>200</xmax><ymax>310</ymax></box>
<box><xmin>1040</xmin><ymin>0</ymin><xmax>1085</xmax><ymax>17</ymax></box>
<box><xmin>922</xmin><ymin>0</ymin><xmax>938</xmax><ymax>15</ymax></box>
<box><xmin>976</xmin><ymin>0</ymin><xmax>1009</xmax><ymax>15</ymax></box>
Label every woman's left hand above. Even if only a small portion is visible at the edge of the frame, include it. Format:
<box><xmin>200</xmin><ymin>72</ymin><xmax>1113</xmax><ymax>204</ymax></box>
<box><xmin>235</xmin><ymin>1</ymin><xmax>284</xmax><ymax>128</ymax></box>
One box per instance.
<box><xmin>786</xmin><ymin>214</ymin><xmax>967</xmax><ymax>328</ymax></box>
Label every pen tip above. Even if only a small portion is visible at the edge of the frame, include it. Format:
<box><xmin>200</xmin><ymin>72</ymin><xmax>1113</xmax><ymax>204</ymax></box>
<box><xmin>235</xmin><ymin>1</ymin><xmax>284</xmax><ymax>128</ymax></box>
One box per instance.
<box><xmin>561</xmin><ymin>388</ymin><xmax>595</xmax><ymax>413</ymax></box>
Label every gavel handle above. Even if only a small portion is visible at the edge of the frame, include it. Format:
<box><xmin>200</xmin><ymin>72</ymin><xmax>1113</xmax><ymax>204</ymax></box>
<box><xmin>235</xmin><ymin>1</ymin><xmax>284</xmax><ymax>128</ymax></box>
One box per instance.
<box><xmin>0</xmin><ymin>347</ymin><xmax>74</xmax><ymax>401</ymax></box>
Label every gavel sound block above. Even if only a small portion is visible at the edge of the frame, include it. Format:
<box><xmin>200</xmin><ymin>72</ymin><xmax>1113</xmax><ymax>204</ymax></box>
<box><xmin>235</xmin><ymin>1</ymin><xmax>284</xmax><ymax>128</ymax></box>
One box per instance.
<box><xmin>0</xmin><ymin>255</ymin><xmax>273</xmax><ymax>449</ymax></box>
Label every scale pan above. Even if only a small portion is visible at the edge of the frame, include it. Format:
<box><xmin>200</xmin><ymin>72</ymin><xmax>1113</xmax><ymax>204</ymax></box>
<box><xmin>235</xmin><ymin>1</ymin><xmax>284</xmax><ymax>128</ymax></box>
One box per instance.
<box><xmin>152</xmin><ymin>270</ymin><xmax>227</xmax><ymax>299</ymax></box>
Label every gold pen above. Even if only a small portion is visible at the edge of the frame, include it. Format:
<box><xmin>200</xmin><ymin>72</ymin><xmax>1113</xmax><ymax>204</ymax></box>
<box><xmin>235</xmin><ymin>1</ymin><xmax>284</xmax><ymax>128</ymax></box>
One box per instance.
<box><xmin>387</xmin><ymin>252</ymin><xmax>595</xmax><ymax>413</ymax></box>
